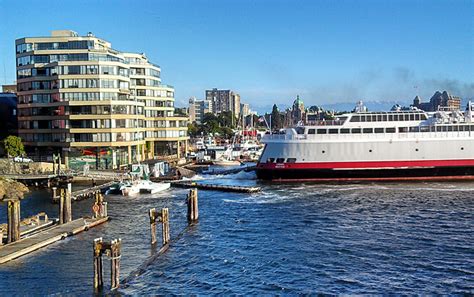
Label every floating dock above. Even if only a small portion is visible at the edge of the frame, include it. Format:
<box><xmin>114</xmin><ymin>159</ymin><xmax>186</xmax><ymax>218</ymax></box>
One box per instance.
<box><xmin>0</xmin><ymin>216</ymin><xmax>109</xmax><ymax>264</ymax></box>
<box><xmin>171</xmin><ymin>181</ymin><xmax>260</xmax><ymax>193</ymax></box>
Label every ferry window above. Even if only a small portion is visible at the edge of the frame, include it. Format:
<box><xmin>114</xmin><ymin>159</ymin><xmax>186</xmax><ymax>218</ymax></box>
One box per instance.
<box><xmin>436</xmin><ymin>126</ymin><xmax>442</xmax><ymax>132</ymax></box>
<box><xmin>350</xmin><ymin>116</ymin><xmax>360</xmax><ymax>122</ymax></box>
<box><xmin>374</xmin><ymin>128</ymin><xmax>384</xmax><ymax>133</ymax></box>
<box><xmin>382</xmin><ymin>114</ymin><xmax>388</xmax><ymax>121</ymax></box>
<box><xmin>286</xmin><ymin>158</ymin><xmax>296</xmax><ymax>163</ymax></box>
<box><xmin>366</xmin><ymin>115</ymin><xmax>372</xmax><ymax>122</ymax></box>
<box><xmin>430</xmin><ymin>126</ymin><xmax>436</xmax><ymax>132</ymax></box>
<box><xmin>399</xmin><ymin>127</ymin><xmax>408</xmax><ymax>133</ymax></box>
<box><xmin>372</xmin><ymin>115</ymin><xmax>377</xmax><ymax>122</ymax></box>
<box><xmin>394</xmin><ymin>114</ymin><xmax>399</xmax><ymax>121</ymax></box>
<box><xmin>461</xmin><ymin>125</ymin><xmax>469</xmax><ymax>131</ymax></box>
<box><xmin>420</xmin><ymin>126</ymin><xmax>430</xmax><ymax>132</ymax></box>
<box><xmin>307</xmin><ymin>129</ymin><xmax>316</xmax><ymax>135</ymax></box>
<box><xmin>360</xmin><ymin>116</ymin><xmax>366</xmax><ymax>122</ymax></box>
<box><xmin>453</xmin><ymin>126</ymin><xmax>458</xmax><ymax>132</ymax></box>
<box><xmin>388</xmin><ymin>114</ymin><xmax>394</xmax><ymax>121</ymax></box>
<box><xmin>421</xmin><ymin>114</ymin><xmax>427</xmax><ymax>120</ymax></box>
<box><xmin>377</xmin><ymin>115</ymin><xmax>382</xmax><ymax>121</ymax></box>
<box><xmin>448</xmin><ymin>126</ymin><xmax>453</xmax><ymax>132</ymax></box>
<box><xmin>410</xmin><ymin>114</ymin><xmax>415</xmax><ymax>121</ymax></box>
<box><xmin>363</xmin><ymin>128</ymin><xmax>373</xmax><ymax>133</ymax></box>
<box><xmin>442</xmin><ymin>126</ymin><xmax>448</xmax><ymax>132</ymax></box>
<box><xmin>386</xmin><ymin>127</ymin><xmax>396</xmax><ymax>133</ymax></box>
<box><xmin>351</xmin><ymin>128</ymin><xmax>361</xmax><ymax>134</ymax></box>
<box><xmin>296</xmin><ymin>127</ymin><xmax>305</xmax><ymax>134</ymax></box>
<box><xmin>471</xmin><ymin>125</ymin><xmax>474</xmax><ymax>131</ymax></box>
<box><xmin>415</xmin><ymin>114</ymin><xmax>420</xmax><ymax>121</ymax></box>
<box><xmin>276</xmin><ymin>158</ymin><xmax>285</xmax><ymax>163</ymax></box>
<box><xmin>267</xmin><ymin>158</ymin><xmax>275</xmax><ymax>163</ymax></box>
<box><xmin>317</xmin><ymin>129</ymin><xmax>327</xmax><ymax>134</ymax></box>
<box><xmin>409</xmin><ymin>126</ymin><xmax>419</xmax><ymax>132</ymax></box>
<box><xmin>340</xmin><ymin>128</ymin><xmax>350</xmax><ymax>134</ymax></box>
<box><xmin>329</xmin><ymin>129</ymin><xmax>338</xmax><ymax>134</ymax></box>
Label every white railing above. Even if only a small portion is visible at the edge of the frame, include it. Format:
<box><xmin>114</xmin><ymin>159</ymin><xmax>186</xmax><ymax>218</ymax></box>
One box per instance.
<box><xmin>263</xmin><ymin>131</ymin><xmax>473</xmax><ymax>142</ymax></box>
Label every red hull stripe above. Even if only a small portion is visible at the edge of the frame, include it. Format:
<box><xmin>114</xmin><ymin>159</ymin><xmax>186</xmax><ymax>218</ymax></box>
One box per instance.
<box><xmin>257</xmin><ymin>159</ymin><xmax>474</xmax><ymax>170</ymax></box>
<box><xmin>273</xmin><ymin>175</ymin><xmax>474</xmax><ymax>182</ymax></box>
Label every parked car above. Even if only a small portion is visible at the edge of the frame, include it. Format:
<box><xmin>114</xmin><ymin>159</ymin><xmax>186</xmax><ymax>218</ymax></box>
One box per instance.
<box><xmin>14</xmin><ymin>156</ymin><xmax>33</xmax><ymax>163</ymax></box>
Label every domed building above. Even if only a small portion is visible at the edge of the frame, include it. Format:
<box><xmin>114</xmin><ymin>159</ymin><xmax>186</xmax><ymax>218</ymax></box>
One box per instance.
<box><xmin>291</xmin><ymin>95</ymin><xmax>305</xmax><ymax>125</ymax></box>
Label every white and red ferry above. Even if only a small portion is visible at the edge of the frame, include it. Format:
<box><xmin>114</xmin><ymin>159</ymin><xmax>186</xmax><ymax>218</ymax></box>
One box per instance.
<box><xmin>256</xmin><ymin>102</ymin><xmax>474</xmax><ymax>181</ymax></box>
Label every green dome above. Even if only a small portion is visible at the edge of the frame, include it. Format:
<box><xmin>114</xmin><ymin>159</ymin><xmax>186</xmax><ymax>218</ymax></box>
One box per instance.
<box><xmin>293</xmin><ymin>95</ymin><xmax>304</xmax><ymax>106</ymax></box>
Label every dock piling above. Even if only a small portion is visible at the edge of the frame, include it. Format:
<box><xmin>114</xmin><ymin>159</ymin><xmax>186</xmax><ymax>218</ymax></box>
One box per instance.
<box><xmin>187</xmin><ymin>188</ymin><xmax>199</xmax><ymax>223</ymax></box>
<box><xmin>149</xmin><ymin>208</ymin><xmax>170</xmax><ymax>246</ymax></box>
<box><xmin>93</xmin><ymin>192</ymin><xmax>107</xmax><ymax>218</ymax></box>
<box><xmin>110</xmin><ymin>239</ymin><xmax>121</xmax><ymax>290</ymax></box>
<box><xmin>149</xmin><ymin>208</ymin><xmax>157</xmax><ymax>245</ymax></box>
<box><xmin>51</xmin><ymin>187</ymin><xmax>57</xmax><ymax>202</ymax></box>
<box><xmin>64</xmin><ymin>183</ymin><xmax>72</xmax><ymax>223</ymax></box>
<box><xmin>7</xmin><ymin>199</ymin><xmax>21</xmax><ymax>243</ymax></box>
<box><xmin>161</xmin><ymin>208</ymin><xmax>170</xmax><ymax>246</ymax></box>
<box><xmin>93</xmin><ymin>237</ymin><xmax>104</xmax><ymax>291</ymax></box>
<box><xmin>93</xmin><ymin>237</ymin><xmax>122</xmax><ymax>291</ymax></box>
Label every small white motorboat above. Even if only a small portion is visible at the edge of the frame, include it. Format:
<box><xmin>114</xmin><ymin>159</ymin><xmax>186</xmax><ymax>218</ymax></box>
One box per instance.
<box><xmin>139</xmin><ymin>180</ymin><xmax>171</xmax><ymax>194</ymax></box>
<box><xmin>121</xmin><ymin>180</ymin><xmax>170</xmax><ymax>196</ymax></box>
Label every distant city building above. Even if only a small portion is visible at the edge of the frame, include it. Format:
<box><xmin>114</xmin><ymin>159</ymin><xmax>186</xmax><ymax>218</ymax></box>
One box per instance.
<box><xmin>2</xmin><ymin>84</ymin><xmax>17</xmax><ymax>93</ymax></box>
<box><xmin>412</xmin><ymin>90</ymin><xmax>461</xmax><ymax>111</ymax></box>
<box><xmin>16</xmin><ymin>30</ymin><xmax>188</xmax><ymax>169</ymax></box>
<box><xmin>0</xmin><ymin>92</ymin><xmax>18</xmax><ymax>140</ymax></box>
<box><xmin>240</xmin><ymin>103</ymin><xmax>250</xmax><ymax>117</ymax></box>
<box><xmin>291</xmin><ymin>95</ymin><xmax>305</xmax><ymax>125</ymax></box>
<box><xmin>205</xmin><ymin>88</ymin><xmax>241</xmax><ymax>117</ymax></box>
<box><xmin>189</xmin><ymin>97</ymin><xmax>212</xmax><ymax>124</ymax></box>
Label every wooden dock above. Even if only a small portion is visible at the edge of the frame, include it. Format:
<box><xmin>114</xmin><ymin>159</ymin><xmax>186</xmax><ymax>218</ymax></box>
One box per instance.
<box><xmin>51</xmin><ymin>181</ymin><xmax>116</xmax><ymax>203</ymax></box>
<box><xmin>71</xmin><ymin>181</ymin><xmax>116</xmax><ymax>201</ymax></box>
<box><xmin>171</xmin><ymin>181</ymin><xmax>260</xmax><ymax>193</ymax></box>
<box><xmin>0</xmin><ymin>217</ymin><xmax>109</xmax><ymax>264</ymax></box>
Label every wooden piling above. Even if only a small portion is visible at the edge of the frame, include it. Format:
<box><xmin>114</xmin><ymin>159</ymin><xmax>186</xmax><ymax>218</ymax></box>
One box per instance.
<box><xmin>149</xmin><ymin>208</ymin><xmax>157</xmax><ymax>245</ymax></box>
<box><xmin>64</xmin><ymin>183</ymin><xmax>72</xmax><ymax>223</ymax></box>
<box><xmin>7</xmin><ymin>200</ymin><xmax>20</xmax><ymax>243</ymax></box>
<box><xmin>51</xmin><ymin>187</ymin><xmax>57</xmax><ymax>202</ymax></box>
<box><xmin>187</xmin><ymin>188</ymin><xmax>199</xmax><ymax>223</ymax></box>
<box><xmin>93</xmin><ymin>237</ymin><xmax>121</xmax><ymax>291</ymax></box>
<box><xmin>149</xmin><ymin>208</ymin><xmax>170</xmax><ymax>246</ymax></box>
<box><xmin>59</xmin><ymin>189</ymin><xmax>65</xmax><ymax>224</ymax></box>
<box><xmin>161</xmin><ymin>208</ymin><xmax>170</xmax><ymax>246</ymax></box>
<box><xmin>93</xmin><ymin>237</ymin><xmax>104</xmax><ymax>291</ymax></box>
<box><xmin>110</xmin><ymin>239</ymin><xmax>122</xmax><ymax>290</ymax></box>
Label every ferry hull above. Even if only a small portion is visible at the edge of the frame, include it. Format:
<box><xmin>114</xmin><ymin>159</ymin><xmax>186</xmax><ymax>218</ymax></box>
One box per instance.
<box><xmin>256</xmin><ymin>165</ymin><xmax>474</xmax><ymax>181</ymax></box>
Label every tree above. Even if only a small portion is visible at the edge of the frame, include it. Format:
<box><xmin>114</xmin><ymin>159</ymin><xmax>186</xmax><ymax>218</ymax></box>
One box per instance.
<box><xmin>3</xmin><ymin>136</ymin><xmax>25</xmax><ymax>158</ymax></box>
<box><xmin>201</xmin><ymin>113</ymin><xmax>221</xmax><ymax>135</ymax></box>
<box><xmin>187</xmin><ymin>122</ymin><xmax>199</xmax><ymax>138</ymax></box>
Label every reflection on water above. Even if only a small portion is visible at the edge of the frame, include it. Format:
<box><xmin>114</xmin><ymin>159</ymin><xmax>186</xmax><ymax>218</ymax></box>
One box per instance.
<box><xmin>0</xmin><ymin>172</ymin><xmax>473</xmax><ymax>294</ymax></box>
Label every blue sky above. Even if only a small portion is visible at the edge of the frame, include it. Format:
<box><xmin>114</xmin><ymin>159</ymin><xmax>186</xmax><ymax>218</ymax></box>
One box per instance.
<box><xmin>0</xmin><ymin>0</ymin><xmax>472</xmax><ymax>112</ymax></box>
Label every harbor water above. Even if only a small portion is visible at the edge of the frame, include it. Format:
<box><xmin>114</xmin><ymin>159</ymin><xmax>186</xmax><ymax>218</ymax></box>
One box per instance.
<box><xmin>0</xmin><ymin>171</ymin><xmax>473</xmax><ymax>294</ymax></box>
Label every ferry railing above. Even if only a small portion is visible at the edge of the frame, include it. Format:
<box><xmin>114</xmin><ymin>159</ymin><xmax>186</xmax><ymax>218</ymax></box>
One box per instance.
<box><xmin>263</xmin><ymin>130</ymin><xmax>472</xmax><ymax>141</ymax></box>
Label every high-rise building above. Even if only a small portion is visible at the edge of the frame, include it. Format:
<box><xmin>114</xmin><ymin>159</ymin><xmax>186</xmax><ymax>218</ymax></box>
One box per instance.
<box><xmin>205</xmin><ymin>88</ymin><xmax>240</xmax><ymax>117</ymax></box>
<box><xmin>15</xmin><ymin>30</ymin><xmax>188</xmax><ymax>169</ymax></box>
<box><xmin>240</xmin><ymin>103</ymin><xmax>250</xmax><ymax>117</ymax></box>
<box><xmin>188</xmin><ymin>97</ymin><xmax>212</xmax><ymax>124</ymax></box>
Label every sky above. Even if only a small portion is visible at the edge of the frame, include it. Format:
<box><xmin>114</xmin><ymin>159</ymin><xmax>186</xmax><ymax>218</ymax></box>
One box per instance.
<box><xmin>0</xmin><ymin>0</ymin><xmax>472</xmax><ymax>113</ymax></box>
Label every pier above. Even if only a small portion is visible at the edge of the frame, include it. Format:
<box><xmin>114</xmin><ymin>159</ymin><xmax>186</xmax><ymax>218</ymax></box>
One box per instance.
<box><xmin>0</xmin><ymin>217</ymin><xmax>108</xmax><ymax>264</ymax></box>
<box><xmin>171</xmin><ymin>181</ymin><xmax>260</xmax><ymax>193</ymax></box>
